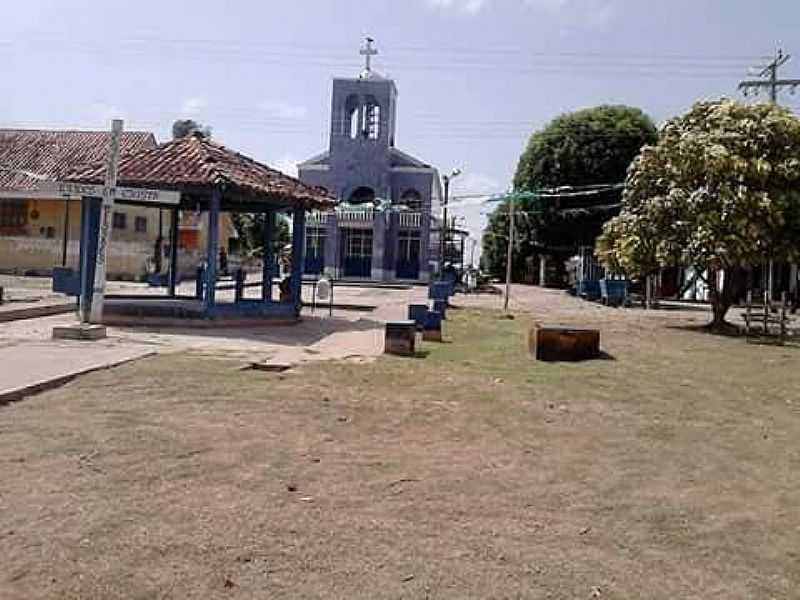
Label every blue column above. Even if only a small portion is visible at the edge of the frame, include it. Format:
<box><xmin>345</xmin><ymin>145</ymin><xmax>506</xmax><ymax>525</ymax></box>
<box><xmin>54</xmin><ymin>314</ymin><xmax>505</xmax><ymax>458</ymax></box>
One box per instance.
<box><xmin>204</xmin><ymin>189</ymin><xmax>221</xmax><ymax>316</ymax></box>
<box><xmin>290</xmin><ymin>206</ymin><xmax>306</xmax><ymax>314</ymax></box>
<box><xmin>168</xmin><ymin>207</ymin><xmax>180</xmax><ymax>297</ymax></box>
<box><xmin>78</xmin><ymin>196</ymin><xmax>101</xmax><ymax>322</ymax></box>
<box><xmin>262</xmin><ymin>210</ymin><xmax>274</xmax><ymax>302</ymax></box>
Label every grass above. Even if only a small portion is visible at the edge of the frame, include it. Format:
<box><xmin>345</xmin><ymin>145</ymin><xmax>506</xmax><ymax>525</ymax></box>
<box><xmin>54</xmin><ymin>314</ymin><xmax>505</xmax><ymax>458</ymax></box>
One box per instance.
<box><xmin>1</xmin><ymin>305</ymin><xmax>799</xmax><ymax>598</ymax></box>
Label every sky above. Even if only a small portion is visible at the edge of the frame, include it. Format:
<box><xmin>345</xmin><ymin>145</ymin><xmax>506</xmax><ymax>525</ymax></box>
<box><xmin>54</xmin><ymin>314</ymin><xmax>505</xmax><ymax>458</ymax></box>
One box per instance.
<box><xmin>1</xmin><ymin>0</ymin><xmax>799</xmax><ymax>244</ymax></box>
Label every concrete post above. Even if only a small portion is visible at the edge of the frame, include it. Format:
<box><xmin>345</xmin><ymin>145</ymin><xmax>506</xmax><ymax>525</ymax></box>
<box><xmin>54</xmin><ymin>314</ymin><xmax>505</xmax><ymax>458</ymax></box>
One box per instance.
<box><xmin>262</xmin><ymin>210</ymin><xmax>274</xmax><ymax>302</ymax></box>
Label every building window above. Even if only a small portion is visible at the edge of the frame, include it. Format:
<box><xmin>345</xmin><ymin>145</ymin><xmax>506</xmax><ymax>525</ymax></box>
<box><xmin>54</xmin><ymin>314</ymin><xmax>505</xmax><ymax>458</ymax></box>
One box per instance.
<box><xmin>363</xmin><ymin>96</ymin><xmax>381</xmax><ymax>140</ymax></box>
<box><xmin>348</xmin><ymin>186</ymin><xmax>376</xmax><ymax>205</ymax></box>
<box><xmin>345</xmin><ymin>229</ymin><xmax>372</xmax><ymax>257</ymax></box>
<box><xmin>134</xmin><ymin>216</ymin><xmax>148</xmax><ymax>233</ymax></box>
<box><xmin>398</xmin><ymin>230</ymin><xmax>421</xmax><ymax>260</ymax></box>
<box><xmin>305</xmin><ymin>228</ymin><xmax>326</xmax><ymax>259</ymax></box>
<box><xmin>0</xmin><ymin>200</ymin><xmax>28</xmax><ymax>228</ymax></box>
<box><xmin>112</xmin><ymin>212</ymin><xmax>127</xmax><ymax>230</ymax></box>
<box><xmin>399</xmin><ymin>189</ymin><xmax>422</xmax><ymax>210</ymax></box>
<box><xmin>45</xmin><ymin>226</ymin><xmax>56</xmax><ymax>239</ymax></box>
<box><xmin>343</xmin><ymin>94</ymin><xmax>360</xmax><ymax>139</ymax></box>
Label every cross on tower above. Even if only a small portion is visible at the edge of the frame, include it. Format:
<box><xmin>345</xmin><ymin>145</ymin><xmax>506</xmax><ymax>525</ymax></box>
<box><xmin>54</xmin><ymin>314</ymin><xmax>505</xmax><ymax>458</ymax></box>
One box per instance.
<box><xmin>360</xmin><ymin>36</ymin><xmax>378</xmax><ymax>75</ymax></box>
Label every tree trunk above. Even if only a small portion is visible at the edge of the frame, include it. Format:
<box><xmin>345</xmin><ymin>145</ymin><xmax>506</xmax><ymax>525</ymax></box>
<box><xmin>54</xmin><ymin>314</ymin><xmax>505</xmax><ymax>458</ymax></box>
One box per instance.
<box><xmin>707</xmin><ymin>267</ymin><xmax>747</xmax><ymax>332</ymax></box>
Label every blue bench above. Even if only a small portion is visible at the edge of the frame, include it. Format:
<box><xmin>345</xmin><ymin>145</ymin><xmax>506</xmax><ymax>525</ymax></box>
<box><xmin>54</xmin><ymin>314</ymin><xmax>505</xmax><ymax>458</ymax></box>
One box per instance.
<box><xmin>577</xmin><ymin>279</ymin><xmax>601</xmax><ymax>301</ymax></box>
<box><xmin>408</xmin><ymin>304</ymin><xmax>429</xmax><ymax>330</ymax></box>
<box><xmin>600</xmin><ymin>279</ymin><xmax>629</xmax><ymax>306</ymax></box>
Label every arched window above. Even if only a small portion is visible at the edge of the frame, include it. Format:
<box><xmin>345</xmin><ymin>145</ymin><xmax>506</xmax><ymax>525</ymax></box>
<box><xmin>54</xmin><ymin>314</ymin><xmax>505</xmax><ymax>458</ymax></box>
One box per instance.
<box><xmin>363</xmin><ymin>95</ymin><xmax>381</xmax><ymax>140</ymax></box>
<box><xmin>343</xmin><ymin>95</ymin><xmax>359</xmax><ymax>139</ymax></box>
<box><xmin>349</xmin><ymin>186</ymin><xmax>376</xmax><ymax>205</ymax></box>
<box><xmin>399</xmin><ymin>189</ymin><xmax>422</xmax><ymax>210</ymax></box>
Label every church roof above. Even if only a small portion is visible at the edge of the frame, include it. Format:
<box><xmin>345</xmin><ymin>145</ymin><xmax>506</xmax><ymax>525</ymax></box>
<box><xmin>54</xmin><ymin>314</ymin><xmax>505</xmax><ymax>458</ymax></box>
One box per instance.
<box><xmin>298</xmin><ymin>148</ymin><xmax>436</xmax><ymax>172</ymax></box>
<box><xmin>67</xmin><ymin>134</ymin><xmax>335</xmax><ymax>210</ymax></box>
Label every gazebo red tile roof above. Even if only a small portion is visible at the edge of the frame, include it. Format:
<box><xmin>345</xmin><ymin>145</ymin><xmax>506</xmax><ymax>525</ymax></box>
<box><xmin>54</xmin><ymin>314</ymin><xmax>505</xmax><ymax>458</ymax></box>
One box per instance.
<box><xmin>67</xmin><ymin>134</ymin><xmax>334</xmax><ymax>210</ymax></box>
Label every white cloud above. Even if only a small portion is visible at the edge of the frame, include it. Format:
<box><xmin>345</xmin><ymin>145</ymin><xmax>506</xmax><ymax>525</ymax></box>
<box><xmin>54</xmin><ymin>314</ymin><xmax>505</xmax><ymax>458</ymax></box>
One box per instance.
<box><xmin>180</xmin><ymin>97</ymin><xmax>207</xmax><ymax>116</ymax></box>
<box><xmin>428</xmin><ymin>0</ymin><xmax>487</xmax><ymax>14</ymax></box>
<box><xmin>271</xmin><ymin>154</ymin><xmax>300</xmax><ymax>178</ymax></box>
<box><xmin>427</xmin><ymin>0</ymin><xmax>611</xmax><ymax>25</ymax></box>
<box><xmin>259</xmin><ymin>101</ymin><xmax>308</xmax><ymax>121</ymax></box>
<box><xmin>523</xmin><ymin>0</ymin><xmax>569</xmax><ymax>11</ymax></box>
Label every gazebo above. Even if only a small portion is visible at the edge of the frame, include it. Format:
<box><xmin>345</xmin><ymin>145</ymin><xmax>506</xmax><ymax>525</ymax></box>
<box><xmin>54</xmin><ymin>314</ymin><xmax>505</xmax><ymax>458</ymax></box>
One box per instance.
<box><xmin>67</xmin><ymin>133</ymin><xmax>334</xmax><ymax>324</ymax></box>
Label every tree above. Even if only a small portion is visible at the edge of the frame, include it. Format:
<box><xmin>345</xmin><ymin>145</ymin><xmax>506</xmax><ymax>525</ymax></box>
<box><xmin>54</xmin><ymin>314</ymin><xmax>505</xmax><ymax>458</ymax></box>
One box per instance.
<box><xmin>596</xmin><ymin>99</ymin><xmax>800</xmax><ymax>330</ymax></box>
<box><xmin>230</xmin><ymin>213</ymin><xmax>290</xmax><ymax>259</ymax></box>
<box><xmin>484</xmin><ymin>105</ymin><xmax>657</xmax><ymax>279</ymax></box>
<box><xmin>172</xmin><ymin>119</ymin><xmax>212</xmax><ymax>140</ymax></box>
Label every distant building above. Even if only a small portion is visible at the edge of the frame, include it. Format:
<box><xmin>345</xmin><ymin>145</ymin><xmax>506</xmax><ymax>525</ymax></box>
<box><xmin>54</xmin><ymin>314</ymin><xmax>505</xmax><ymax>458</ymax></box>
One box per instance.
<box><xmin>0</xmin><ymin>128</ymin><xmax>234</xmax><ymax>279</ymax></box>
<box><xmin>298</xmin><ymin>38</ymin><xmax>441</xmax><ymax>282</ymax></box>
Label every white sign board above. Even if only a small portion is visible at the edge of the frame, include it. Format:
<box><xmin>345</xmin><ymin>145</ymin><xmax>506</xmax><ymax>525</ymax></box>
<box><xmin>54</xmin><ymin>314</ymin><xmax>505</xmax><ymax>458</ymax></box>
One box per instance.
<box><xmin>0</xmin><ymin>181</ymin><xmax>180</xmax><ymax>205</ymax></box>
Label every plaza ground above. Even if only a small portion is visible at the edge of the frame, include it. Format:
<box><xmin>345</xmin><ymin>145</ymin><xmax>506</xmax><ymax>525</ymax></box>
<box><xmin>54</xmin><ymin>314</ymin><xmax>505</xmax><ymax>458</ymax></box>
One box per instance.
<box><xmin>1</xmin><ymin>284</ymin><xmax>799</xmax><ymax>598</ymax></box>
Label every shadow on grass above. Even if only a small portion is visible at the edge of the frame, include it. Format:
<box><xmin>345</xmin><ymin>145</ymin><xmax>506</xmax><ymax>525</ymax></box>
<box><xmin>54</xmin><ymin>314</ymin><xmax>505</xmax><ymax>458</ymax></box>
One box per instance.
<box><xmin>666</xmin><ymin>322</ymin><xmax>744</xmax><ymax>338</ymax></box>
<box><xmin>667</xmin><ymin>322</ymin><xmax>800</xmax><ymax>348</ymax></box>
<box><xmin>536</xmin><ymin>351</ymin><xmax>616</xmax><ymax>363</ymax></box>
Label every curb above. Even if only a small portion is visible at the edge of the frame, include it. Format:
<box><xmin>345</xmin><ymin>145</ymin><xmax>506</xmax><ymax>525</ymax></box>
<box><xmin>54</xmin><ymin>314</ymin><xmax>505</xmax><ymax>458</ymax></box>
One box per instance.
<box><xmin>0</xmin><ymin>350</ymin><xmax>157</xmax><ymax>405</ymax></box>
<box><xmin>0</xmin><ymin>303</ymin><xmax>75</xmax><ymax>323</ymax></box>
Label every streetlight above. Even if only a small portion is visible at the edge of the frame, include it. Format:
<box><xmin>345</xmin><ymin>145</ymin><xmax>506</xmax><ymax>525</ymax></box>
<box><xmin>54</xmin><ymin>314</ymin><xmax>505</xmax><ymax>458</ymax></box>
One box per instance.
<box><xmin>440</xmin><ymin>168</ymin><xmax>462</xmax><ymax>279</ymax></box>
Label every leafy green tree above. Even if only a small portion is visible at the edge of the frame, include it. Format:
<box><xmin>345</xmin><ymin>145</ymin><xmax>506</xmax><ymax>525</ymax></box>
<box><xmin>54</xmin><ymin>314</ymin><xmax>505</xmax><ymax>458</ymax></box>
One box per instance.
<box><xmin>597</xmin><ymin>99</ymin><xmax>800</xmax><ymax>329</ymax></box>
<box><xmin>230</xmin><ymin>213</ymin><xmax>290</xmax><ymax>259</ymax></box>
<box><xmin>484</xmin><ymin>105</ymin><xmax>657</xmax><ymax>279</ymax></box>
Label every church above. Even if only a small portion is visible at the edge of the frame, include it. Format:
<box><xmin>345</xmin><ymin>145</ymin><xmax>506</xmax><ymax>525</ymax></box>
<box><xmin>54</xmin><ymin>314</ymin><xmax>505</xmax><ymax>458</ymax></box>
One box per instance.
<box><xmin>298</xmin><ymin>39</ymin><xmax>441</xmax><ymax>282</ymax></box>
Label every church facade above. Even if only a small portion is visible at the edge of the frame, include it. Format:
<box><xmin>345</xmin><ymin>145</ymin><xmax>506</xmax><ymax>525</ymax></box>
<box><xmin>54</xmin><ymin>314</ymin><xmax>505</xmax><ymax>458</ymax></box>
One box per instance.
<box><xmin>298</xmin><ymin>40</ymin><xmax>441</xmax><ymax>282</ymax></box>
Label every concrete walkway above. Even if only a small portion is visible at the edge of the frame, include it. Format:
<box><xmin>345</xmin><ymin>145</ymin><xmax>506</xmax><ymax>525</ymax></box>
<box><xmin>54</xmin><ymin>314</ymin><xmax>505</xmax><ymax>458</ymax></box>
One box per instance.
<box><xmin>0</xmin><ymin>340</ymin><xmax>156</xmax><ymax>403</ymax></box>
<box><xmin>0</xmin><ymin>279</ymin><xmax>431</xmax><ymax>403</ymax></box>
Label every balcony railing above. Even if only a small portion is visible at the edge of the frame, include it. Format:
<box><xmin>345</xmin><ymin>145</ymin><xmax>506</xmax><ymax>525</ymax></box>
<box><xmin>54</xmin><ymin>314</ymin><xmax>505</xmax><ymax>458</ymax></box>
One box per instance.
<box><xmin>399</xmin><ymin>212</ymin><xmax>421</xmax><ymax>228</ymax></box>
<box><xmin>337</xmin><ymin>207</ymin><xmax>374</xmax><ymax>223</ymax></box>
<box><xmin>307</xmin><ymin>211</ymin><xmax>329</xmax><ymax>226</ymax></box>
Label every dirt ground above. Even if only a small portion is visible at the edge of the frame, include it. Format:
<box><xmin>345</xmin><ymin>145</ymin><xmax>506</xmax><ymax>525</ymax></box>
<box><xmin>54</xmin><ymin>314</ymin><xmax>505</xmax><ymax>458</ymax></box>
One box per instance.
<box><xmin>1</xmin><ymin>287</ymin><xmax>799</xmax><ymax>599</ymax></box>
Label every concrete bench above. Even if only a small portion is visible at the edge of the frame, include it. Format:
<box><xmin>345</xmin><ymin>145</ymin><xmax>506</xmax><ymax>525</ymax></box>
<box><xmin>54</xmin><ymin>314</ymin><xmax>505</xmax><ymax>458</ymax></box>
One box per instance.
<box><xmin>423</xmin><ymin>310</ymin><xmax>443</xmax><ymax>342</ymax></box>
<box><xmin>385</xmin><ymin>320</ymin><xmax>417</xmax><ymax>356</ymax></box>
<box><xmin>529</xmin><ymin>325</ymin><xmax>601</xmax><ymax>362</ymax></box>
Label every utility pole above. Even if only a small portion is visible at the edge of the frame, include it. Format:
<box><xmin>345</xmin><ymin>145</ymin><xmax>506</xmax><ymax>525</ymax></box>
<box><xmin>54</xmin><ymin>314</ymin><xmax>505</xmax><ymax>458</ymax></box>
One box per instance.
<box><xmin>738</xmin><ymin>49</ymin><xmax>799</xmax><ymax>104</ymax></box>
<box><xmin>439</xmin><ymin>168</ymin><xmax>462</xmax><ymax>279</ymax></box>
<box><xmin>504</xmin><ymin>192</ymin><xmax>515</xmax><ymax>312</ymax></box>
<box><xmin>482</xmin><ymin>189</ymin><xmax>537</xmax><ymax>313</ymax></box>
<box><xmin>738</xmin><ymin>49</ymin><xmax>800</xmax><ymax>300</ymax></box>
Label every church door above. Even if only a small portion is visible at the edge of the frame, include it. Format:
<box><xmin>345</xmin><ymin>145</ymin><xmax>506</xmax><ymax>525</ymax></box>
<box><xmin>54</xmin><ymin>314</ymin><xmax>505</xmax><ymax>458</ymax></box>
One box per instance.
<box><xmin>304</xmin><ymin>227</ymin><xmax>326</xmax><ymax>275</ymax></box>
<box><xmin>396</xmin><ymin>230</ymin><xmax>420</xmax><ymax>280</ymax></box>
<box><xmin>340</xmin><ymin>228</ymin><xmax>373</xmax><ymax>278</ymax></box>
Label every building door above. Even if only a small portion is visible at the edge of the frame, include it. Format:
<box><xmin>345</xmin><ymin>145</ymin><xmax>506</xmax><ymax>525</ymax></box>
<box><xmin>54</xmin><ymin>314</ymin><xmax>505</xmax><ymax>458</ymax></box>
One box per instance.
<box><xmin>396</xmin><ymin>230</ymin><xmax>420</xmax><ymax>280</ymax></box>
<box><xmin>304</xmin><ymin>227</ymin><xmax>326</xmax><ymax>275</ymax></box>
<box><xmin>340</xmin><ymin>228</ymin><xmax>373</xmax><ymax>278</ymax></box>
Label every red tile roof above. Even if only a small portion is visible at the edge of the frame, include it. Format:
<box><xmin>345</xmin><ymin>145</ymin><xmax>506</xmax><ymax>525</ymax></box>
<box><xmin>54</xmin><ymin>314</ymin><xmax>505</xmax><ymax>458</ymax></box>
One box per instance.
<box><xmin>0</xmin><ymin>129</ymin><xmax>156</xmax><ymax>191</ymax></box>
<box><xmin>67</xmin><ymin>135</ymin><xmax>335</xmax><ymax>210</ymax></box>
